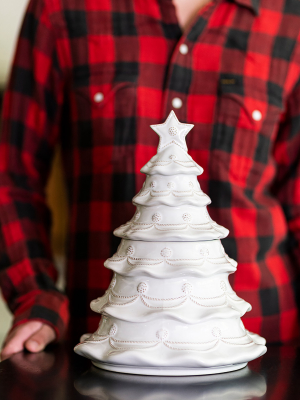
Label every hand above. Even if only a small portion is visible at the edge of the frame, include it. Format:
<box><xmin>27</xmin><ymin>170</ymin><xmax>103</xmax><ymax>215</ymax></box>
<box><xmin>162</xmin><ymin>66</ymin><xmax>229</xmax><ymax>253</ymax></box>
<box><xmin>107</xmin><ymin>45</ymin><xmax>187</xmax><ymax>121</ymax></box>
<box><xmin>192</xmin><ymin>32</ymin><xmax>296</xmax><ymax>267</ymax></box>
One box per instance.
<box><xmin>1</xmin><ymin>321</ymin><xmax>56</xmax><ymax>361</ymax></box>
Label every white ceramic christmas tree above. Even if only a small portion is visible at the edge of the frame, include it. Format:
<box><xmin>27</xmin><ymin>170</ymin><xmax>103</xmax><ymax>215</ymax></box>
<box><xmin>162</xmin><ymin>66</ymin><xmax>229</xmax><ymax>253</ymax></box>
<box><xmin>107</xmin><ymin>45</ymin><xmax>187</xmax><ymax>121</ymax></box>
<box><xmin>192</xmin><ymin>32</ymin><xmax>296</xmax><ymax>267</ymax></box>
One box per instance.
<box><xmin>74</xmin><ymin>111</ymin><xmax>267</xmax><ymax>375</ymax></box>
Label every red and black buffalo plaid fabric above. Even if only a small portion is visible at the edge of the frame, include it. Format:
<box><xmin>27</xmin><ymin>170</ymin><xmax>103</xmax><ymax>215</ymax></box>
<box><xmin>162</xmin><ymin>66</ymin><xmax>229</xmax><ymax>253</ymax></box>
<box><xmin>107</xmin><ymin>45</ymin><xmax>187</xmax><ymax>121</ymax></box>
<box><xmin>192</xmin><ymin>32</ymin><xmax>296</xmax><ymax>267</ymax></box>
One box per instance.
<box><xmin>1</xmin><ymin>0</ymin><xmax>300</xmax><ymax>343</ymax></box>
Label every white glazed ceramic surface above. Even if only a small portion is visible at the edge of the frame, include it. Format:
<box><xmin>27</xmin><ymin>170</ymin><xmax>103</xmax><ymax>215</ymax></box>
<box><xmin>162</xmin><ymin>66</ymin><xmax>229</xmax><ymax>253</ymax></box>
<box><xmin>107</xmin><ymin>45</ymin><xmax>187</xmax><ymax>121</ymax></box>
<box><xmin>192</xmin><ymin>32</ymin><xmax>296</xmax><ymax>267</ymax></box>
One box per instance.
<box><xmin>74</xmin><ymin>111</ymin><xmax>267</xmax><ymax>374</ymax></box>
<box><xmin>140</xmin><ymin>146</ymin><xmax>203</xmax><ymax>176</ymax></box>
<box><xmin>113</xmin><ymin>238</ymin><xmax>235</xmax><ymax>261</ymax></box>
<box><xmin>133</xmin><ymin>174</ymin><xmax>211</xmax><ymax>207</ymax></box>
<box><xmin>75</xmin><ymin>316</ymin><xmax>266</xmax><ymax>368</ymax></box>
<box><xmin>114</xmin><ymin>205</ymin><xmax>229</xmax><ymax>241</ymax></box>
<box><xmin>91</xmin><ymin>361</ymin><xmax>248</xmax><ymax>375</ymax></box>
<box><xmin>104</xmin><ymin>239</ymin><xmax>237</xmax><ymax>278</ymax></box>
<box><xmin>90</xmin><ymin>272</ymin><xmax>251</xmax><ymax>323</ymax></box>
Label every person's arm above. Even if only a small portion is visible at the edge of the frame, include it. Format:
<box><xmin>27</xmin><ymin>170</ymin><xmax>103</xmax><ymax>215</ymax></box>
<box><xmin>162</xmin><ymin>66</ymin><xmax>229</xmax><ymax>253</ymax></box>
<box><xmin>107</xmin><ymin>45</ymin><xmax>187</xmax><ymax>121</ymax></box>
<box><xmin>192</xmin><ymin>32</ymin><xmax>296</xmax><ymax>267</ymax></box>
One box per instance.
<box><xmin>271</xmin><ymin>75</ymin><xmax>300</xmax><ymax>272</ymax></box>
<box><xmin>0</xmin><ymin>0</ymin><xmax>69</xmax><ymax>358</ymax></box>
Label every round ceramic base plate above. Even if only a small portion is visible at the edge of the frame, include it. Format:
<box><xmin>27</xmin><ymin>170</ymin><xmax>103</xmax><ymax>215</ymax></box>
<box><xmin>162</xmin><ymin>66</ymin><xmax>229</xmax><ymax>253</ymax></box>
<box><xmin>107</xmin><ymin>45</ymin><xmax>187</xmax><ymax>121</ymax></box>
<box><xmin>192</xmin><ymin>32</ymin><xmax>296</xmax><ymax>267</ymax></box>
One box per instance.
<box><xmin>92</xmin><ymin>361</ymin><xmax>248</xmax><ymax>376</ymax></box>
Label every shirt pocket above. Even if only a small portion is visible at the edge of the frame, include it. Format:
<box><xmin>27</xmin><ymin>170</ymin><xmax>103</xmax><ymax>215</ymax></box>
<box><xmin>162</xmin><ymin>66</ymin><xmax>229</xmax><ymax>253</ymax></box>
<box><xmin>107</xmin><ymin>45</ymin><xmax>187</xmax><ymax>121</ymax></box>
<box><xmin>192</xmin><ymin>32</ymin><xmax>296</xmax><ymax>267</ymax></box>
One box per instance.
<box><xmin>71</xmin><ymin>67</ymin><xmax>137</xmax><ymax>149</ymax></box>
<box><xmin>74</xmin><ymin>67</ymin><xmax>137</xmax><ymax>126</ymax></box>
<box><xmin>210</xmin><ymin>79</ymin><xmax>283</xmax><ymax>188</ymax></box>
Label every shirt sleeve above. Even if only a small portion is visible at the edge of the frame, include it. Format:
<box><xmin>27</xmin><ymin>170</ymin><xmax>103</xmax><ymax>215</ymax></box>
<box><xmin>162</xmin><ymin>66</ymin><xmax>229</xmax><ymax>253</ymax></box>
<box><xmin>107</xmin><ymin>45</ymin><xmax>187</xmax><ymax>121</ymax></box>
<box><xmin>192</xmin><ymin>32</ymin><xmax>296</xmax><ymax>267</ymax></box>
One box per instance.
<box><xmin>0</xmin><ymin>0</ymin><xmax>69</xmax><ymax>340</ymax></box>
<box><xmin>272</xmin><ymin>75</ymin><xmax>300</xmax><ymax>267</ymax></box>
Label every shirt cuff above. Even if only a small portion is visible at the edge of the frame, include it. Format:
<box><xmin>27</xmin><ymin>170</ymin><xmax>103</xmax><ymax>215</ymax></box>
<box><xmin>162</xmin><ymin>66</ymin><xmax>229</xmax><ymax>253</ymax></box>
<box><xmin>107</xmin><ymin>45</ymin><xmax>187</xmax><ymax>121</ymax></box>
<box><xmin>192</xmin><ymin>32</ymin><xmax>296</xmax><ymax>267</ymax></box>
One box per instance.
<box><xmin>10</xmin><ymin>290</ymin><xmax>69</xmax><ymax>341</ymax></box>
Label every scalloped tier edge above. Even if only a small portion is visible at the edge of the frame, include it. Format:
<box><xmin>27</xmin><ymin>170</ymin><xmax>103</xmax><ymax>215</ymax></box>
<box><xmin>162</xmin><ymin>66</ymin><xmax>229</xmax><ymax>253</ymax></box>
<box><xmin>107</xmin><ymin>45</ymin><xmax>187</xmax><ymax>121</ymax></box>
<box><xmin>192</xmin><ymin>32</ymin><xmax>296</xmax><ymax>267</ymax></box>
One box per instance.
<box><xmin>74</xmin><ymin>332</ymin><xmax>266</xmax><ymax>369</ymax></box>
<box><xmin>114</xmin><ymin>223</ymin><xmax>229</xmax><ymax>241</ymax></box>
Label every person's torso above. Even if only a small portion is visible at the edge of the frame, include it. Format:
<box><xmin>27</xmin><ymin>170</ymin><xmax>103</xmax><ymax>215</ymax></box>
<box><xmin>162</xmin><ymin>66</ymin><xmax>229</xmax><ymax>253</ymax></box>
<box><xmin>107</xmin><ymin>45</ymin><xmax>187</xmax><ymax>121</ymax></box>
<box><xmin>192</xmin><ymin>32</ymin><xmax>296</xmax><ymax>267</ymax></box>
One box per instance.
<box><xmin>48</xmin><ymin>0</ymin><xmax>300</xmax><ymax>342</ymax></box>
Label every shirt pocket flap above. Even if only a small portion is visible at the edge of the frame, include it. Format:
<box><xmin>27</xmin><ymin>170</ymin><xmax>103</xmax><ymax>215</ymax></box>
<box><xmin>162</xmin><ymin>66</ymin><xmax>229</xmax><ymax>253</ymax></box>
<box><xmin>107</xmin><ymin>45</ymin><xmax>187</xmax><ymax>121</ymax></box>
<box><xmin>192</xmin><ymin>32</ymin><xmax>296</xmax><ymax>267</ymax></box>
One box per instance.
<box><xmin>71</xmin><ymin>69</ymin><xmax>137</xmax><ymax>121</ymax></box>
<box><xmin>72</xmin><ymin>68</ymin><xmax>137</xmax><ymax>108</ymax></box>
<box><xmin>218</xmin><ymin>81</ymin><xmax>267</xmax><ymax>132</ymax></box>
<box><xmin>218</xmin><ymin>76</ymin><xmax>284</xmax><ymax>133</ymax></box>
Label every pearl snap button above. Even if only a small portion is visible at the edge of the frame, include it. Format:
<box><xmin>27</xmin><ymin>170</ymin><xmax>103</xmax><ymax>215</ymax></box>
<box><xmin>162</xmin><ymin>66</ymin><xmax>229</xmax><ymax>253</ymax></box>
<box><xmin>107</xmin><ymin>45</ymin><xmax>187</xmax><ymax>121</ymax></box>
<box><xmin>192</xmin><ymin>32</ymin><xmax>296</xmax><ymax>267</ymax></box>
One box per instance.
<box><xmin>252</xmin><ymin>110</ymin><xmax>262</xmax><ymax>121</ymax></box>
<box><xmin>172</xmin><ymin>97</ymin><xmax>182</xmax><ymax>109</ymax></box>
<box><xmin>94</xmin><ymin>92</ymin><xmax>104</xmax><ymax>103</ymax></box>
<box><xmin>179</xmin><ymin>43</ymin><xmax>189</xmax><ymax>55</ymax></box>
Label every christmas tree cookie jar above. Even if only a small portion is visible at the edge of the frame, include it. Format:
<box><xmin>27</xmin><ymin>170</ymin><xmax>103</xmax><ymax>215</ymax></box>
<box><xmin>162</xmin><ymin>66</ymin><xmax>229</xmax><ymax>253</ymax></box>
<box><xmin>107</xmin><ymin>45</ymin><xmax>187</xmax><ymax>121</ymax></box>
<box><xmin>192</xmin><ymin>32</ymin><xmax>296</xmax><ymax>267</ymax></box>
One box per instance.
<box><xmin>74</xmin><ymin>111</ymin><xmax>267</xmax><ymax>375</ymax></box>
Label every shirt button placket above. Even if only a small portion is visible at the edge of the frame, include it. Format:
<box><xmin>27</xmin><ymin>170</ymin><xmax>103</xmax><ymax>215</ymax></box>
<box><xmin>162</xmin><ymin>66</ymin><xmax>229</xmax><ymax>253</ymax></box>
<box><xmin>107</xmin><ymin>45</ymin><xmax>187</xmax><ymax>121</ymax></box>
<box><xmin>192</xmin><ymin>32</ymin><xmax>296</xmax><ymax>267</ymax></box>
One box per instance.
<box><xmin>172</xmin><ymin>97</ymin><xmax>183</xmax><ymax>109</ymax></box>
<box><xmin>162</xmin><ymin>0</ymin><xmax>216</xmax><ymax>121</ymax></box>
<box><xmin>166</xmin><ymin>41</ymin><xmax>191</xmax><ymax>120</ymax></box>
<box><xmin>173</xmin><ymin>43</ymin><xmax>189</xmax><ymax>111</ymax></box>
<box><xmin>179</xmin><ymin>43</ymin><xmax>189</xmax><ymax>55</ymax></box>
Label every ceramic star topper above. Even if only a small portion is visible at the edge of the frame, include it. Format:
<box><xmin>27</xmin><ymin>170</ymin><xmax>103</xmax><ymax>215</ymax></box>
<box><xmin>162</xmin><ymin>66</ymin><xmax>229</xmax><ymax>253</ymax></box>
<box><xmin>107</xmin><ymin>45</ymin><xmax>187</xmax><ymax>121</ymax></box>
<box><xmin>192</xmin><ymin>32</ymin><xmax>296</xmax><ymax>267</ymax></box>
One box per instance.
<box><xmin>150</xmin><ymin>111</ymin><xmax>194</xmax><ymax>153</ymax></box>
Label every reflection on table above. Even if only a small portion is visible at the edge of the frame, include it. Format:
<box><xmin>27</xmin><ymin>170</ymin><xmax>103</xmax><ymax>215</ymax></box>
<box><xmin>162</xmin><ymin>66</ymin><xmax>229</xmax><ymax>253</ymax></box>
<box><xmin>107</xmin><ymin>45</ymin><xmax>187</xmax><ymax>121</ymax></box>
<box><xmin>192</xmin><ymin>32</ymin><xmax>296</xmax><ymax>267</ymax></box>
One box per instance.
<box><xmin>75</xmin><ymin>365</ymin><xmax>266</xmax><ymax>400</ymax></box>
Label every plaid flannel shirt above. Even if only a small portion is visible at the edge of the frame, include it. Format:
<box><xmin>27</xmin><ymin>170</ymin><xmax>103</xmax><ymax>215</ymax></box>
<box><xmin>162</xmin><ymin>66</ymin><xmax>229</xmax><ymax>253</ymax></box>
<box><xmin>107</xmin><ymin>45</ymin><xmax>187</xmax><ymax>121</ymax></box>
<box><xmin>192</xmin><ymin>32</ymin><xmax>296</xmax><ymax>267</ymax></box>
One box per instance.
<box><xmin>1</xmin><ymin>0</ymin><xmax>300</xmax><ymax>343</ymax></box>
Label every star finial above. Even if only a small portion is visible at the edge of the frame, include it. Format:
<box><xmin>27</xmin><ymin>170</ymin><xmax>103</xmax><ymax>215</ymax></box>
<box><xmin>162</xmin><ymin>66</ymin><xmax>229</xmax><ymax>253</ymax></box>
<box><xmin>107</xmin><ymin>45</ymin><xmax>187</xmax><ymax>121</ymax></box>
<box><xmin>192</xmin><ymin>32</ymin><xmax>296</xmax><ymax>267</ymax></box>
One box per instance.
<box><xmin>150</xmin><ymin>111</ymin><xmax>194</xmax><ymax>153</ymax></box>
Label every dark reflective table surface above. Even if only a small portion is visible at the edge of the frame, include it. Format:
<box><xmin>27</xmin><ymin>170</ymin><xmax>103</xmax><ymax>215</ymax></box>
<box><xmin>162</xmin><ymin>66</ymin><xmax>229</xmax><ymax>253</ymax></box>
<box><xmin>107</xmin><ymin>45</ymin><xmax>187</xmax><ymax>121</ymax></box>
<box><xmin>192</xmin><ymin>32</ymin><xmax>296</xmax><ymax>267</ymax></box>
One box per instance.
<box><xmin>0</xmin><ymin>342</ymin><xmax>299</xmax><ymax>400</ymax></box>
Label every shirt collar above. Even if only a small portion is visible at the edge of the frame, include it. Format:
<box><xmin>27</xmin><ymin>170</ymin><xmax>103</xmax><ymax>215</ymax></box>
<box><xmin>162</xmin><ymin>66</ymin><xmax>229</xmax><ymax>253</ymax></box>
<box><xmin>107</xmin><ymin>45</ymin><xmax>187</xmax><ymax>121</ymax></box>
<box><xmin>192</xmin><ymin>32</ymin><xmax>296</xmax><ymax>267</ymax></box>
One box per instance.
<box><xmin>160</xmin><ymin>0</ymin><xmax>260</xmax><ymax>16</ymax></box>
<box><xmin>230</xmin><ymin>0</ymin><xmax>260</xmax><ymax>15</ymax></box>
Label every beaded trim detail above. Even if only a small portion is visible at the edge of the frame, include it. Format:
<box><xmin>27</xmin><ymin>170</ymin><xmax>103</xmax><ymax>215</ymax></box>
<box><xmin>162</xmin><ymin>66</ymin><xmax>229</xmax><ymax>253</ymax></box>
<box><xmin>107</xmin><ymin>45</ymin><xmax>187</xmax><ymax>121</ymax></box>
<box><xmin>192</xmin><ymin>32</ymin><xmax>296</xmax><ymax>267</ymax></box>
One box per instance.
<box><xmin>90</xmin><ymin>279</ymin><xmax>245</xmax><ymax>314</ymax></box>
<box><xmin>83</xmin><ymin>323</ymin><xmax>255</xmax><ymax>353</ymax></box>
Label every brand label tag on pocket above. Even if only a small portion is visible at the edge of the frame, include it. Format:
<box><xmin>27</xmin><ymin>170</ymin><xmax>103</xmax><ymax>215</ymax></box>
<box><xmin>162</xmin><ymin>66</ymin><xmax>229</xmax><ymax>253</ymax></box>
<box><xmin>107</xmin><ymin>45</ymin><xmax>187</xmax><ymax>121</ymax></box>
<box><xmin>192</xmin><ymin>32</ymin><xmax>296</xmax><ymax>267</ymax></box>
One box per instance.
<box><xmin>218</xmin><ymin>74</ymin><xmax>244</xmax><ymax>95</ymax></box>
